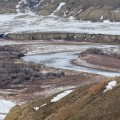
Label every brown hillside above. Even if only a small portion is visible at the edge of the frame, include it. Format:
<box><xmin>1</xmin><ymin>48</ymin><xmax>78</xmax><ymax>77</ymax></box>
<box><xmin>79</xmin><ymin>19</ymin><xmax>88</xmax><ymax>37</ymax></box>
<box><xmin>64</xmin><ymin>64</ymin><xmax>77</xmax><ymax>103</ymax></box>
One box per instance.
<box><xmin>4</xmin><ymin>77</ymin><xmax>120</xmax><ymax>120</ymax></box>
<box><xmin>1</xmin><ymin>0</ymin><xmax>120</xmax><ymax>21</ymax></box>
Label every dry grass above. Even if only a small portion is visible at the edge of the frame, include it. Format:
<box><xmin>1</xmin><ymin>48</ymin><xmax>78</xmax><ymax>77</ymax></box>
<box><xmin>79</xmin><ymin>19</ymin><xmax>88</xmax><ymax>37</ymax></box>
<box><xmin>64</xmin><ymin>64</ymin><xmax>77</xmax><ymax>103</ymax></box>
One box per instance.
<box><xmin>5</xmin><ymin>77</ymin><xmax>120</xmax><ymax>120</ymax></box>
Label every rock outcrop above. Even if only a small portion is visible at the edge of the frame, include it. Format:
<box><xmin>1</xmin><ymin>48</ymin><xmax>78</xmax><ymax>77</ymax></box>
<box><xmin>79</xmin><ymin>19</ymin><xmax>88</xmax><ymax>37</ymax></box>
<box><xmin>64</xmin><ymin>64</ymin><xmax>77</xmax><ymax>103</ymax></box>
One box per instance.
<box><xmin>6</xmin><ymin>32</ymin><xmax>120</xmax><ymax>43</ymax></box>
<box><xmin>36</xmin><ymin>0</ymin><xmax>120</xmax><ymax>22</ymax></box>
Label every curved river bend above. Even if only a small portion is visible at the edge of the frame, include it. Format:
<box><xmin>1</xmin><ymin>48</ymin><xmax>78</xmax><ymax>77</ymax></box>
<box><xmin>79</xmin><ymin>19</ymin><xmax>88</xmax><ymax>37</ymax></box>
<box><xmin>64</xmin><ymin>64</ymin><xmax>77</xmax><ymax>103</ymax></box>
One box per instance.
<box><xmin>22</xmin><ymin>44</ymin><xmax>120</xmax><ymax>77</ymax></box>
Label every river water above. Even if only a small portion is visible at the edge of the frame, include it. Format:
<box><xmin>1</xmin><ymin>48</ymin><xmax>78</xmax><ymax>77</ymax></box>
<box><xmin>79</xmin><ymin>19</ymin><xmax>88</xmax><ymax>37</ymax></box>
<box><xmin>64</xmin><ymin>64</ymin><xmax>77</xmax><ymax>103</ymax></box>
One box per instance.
<box><xmin>22</xmin><ymin>44</ymin><xmax>120</xmax><ymax>77</ymax></box>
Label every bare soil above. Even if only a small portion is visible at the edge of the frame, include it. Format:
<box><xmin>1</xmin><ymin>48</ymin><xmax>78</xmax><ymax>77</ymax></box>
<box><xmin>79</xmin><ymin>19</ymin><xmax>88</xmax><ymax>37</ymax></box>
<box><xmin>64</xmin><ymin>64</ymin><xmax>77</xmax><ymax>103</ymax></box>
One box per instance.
<box><xmin>73</xmin><ymin>48</ymin><xmax>120</xmax><ymax>72</ymax></box>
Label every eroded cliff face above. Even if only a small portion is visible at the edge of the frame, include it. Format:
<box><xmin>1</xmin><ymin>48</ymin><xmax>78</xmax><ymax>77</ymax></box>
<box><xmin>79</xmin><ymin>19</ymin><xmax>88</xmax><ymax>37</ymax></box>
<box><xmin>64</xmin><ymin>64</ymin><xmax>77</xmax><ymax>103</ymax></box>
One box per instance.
<box><xmin>1</xmin><ymin>0</ymin><xmax>120</xmax><ymax>21</ymax></box>
<box><xmin>6</xmin><ymin>32</ymin><xmax>120</xmax><ymax>43</ymax></box>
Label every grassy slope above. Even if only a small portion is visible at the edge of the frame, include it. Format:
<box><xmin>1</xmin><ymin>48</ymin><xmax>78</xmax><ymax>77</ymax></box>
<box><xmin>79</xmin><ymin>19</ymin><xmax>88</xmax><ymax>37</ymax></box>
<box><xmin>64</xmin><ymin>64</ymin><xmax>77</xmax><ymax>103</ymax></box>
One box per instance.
<box><xmin>5</xmin><ymin>77</ymin><xmax>120</xmax><ymax>120</ymax></box>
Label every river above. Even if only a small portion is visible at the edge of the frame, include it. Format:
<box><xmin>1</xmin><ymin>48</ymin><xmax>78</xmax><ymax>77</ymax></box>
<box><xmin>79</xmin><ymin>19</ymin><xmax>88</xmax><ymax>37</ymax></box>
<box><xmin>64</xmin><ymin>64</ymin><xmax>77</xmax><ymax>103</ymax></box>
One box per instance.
<box><xmin>22</xmin><ymin>44</ymin><xmax>120</xmax><ymax>77</ymax></box>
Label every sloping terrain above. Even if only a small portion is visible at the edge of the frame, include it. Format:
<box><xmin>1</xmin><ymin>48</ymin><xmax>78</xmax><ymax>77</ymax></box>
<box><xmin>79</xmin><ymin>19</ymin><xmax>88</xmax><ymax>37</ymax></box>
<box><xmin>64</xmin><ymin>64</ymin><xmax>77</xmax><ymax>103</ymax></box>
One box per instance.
<box><xmin>0</xmin><ymin>0</ymin><xmax>19</xmax><ymax>13</ymax></box>
<box><xmin>73</xmin><ymin>48</ymin><xmax>120</xmax><ymax>72</ymax></box>
<box><xmin>4</xmin><ymin>77</ymin><xmax>120</xmax><ymax>120</ymax></box>
<box><xmin>36</xmin><ymin>0</ymin><xmax>120</xmax><ymax>21</ymax></box>
<box><xmin>1</xmin><ymin>0</ymin><xmax>120</xmax><ymax>21</ymax></box>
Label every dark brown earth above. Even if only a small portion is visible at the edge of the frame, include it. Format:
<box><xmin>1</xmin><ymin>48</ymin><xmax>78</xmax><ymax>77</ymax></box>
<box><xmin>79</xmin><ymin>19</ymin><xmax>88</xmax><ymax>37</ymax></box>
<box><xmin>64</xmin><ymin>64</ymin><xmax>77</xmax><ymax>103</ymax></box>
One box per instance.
<box><xmin>73</xmin><ymin>48</ymin><xmax>120</xmax><ymax>72</ymax></box>
<box><xmin>82</xmin><ymin>54</ymin><xmax>120</xmax><ymax>69</ymax></box>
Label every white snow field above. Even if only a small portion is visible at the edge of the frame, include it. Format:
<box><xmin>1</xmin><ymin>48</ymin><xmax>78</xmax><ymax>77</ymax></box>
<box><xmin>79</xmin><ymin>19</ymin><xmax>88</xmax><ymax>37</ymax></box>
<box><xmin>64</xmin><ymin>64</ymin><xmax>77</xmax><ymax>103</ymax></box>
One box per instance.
<box><xmin>0</xmin><ymin>99</ymin><xmax>15</xmax><ymax>120</ymax></box>
<box><xmin>0</xmin><ymin>13</ymin><xmax>120</xmax><ymax>35</ymax></box>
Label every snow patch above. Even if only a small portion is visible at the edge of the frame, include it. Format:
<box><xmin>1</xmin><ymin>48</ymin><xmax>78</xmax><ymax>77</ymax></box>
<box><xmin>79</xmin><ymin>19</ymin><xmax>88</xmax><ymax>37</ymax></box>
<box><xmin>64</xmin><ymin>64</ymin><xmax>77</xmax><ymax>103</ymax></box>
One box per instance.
<box><xmin>40</xmin><ymin>103</ymin><xmax>47</xmax><ymax>107</ymax></box>
<box><xmin>33</xmin><ymin>106</ymin><xmax>39</xmax><ymax>111</ymax></box>
<box><xmin>0</xmin><ymin>99</ymin><xmax>15</xmax><ymax>120</ymax></box>
<box><xmin>100</xmin><ymin>15</ymin><xmax>103</xmax><ymax>20</ymax></box>
<box><xmin>78</xmin><ymin>9</ymin><xmax>82</xmax><ymax>14</ymax></box>
<box><xmin>64</xmin><ymin>10</ymin><xmax>68</xmax><ymax>16</ymax></box>
<box><xmin>33</xmin><ymin>0</ymin><xmax>44</xmax><ymax>9</ymax></box>
<box><xmin>33</xmin><ymin>103</ymin><xmax>47</xmax><ymax>111</ymax></box>
<box><xmin>104</xmin><ymin>80</ymin><xmax>117</xmax><ymax>92</ymax></box>
<box><xmin>51</xmin><ymin>2</ymin><xmax>66</xmax><ymax>15</ymax></box>
<box><xmin>51</xmin><ymin>90</ymin><xmax>73</xmax><ymax>102</ymax></box>
<box><xmin>16</xmin><ymin>0</ymin><xmax>39</xmax><ymax>13</ymax></box>
<box><xmin>16</xmin><ymin>0</ymin><xmax>28</xmax><ymax>13</ymax></box>
<box><xmin>69</xmin><ymin>16</ymin><xmax>76</xmax><ymax>20</ymax></box>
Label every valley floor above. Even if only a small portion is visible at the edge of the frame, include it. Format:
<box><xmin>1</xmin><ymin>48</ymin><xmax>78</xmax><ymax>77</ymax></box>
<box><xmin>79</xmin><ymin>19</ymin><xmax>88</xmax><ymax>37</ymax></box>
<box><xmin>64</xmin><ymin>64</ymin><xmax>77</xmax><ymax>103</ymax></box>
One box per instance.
<box><xmin>0</xmin><ymin>39</ymin><xmax>109</xmax><ymax>119</ymax></box>
<box><xmin>0</xmin><ymin>39</ymin><xmax>120</xmax><ymax>120</ymax></box>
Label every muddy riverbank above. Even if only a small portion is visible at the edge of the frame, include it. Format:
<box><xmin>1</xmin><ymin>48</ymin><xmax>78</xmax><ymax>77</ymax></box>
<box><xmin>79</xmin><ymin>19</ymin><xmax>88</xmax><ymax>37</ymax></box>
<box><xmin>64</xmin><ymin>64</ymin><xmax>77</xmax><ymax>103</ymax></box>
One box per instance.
<box><xmin>73</xmin><ymin>48</ymin><xmax>120</xmax><ymax>72</ymax></box>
